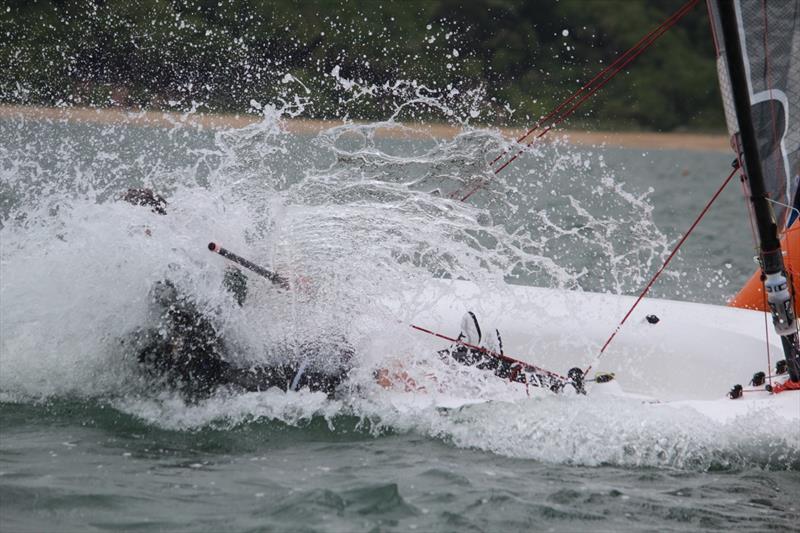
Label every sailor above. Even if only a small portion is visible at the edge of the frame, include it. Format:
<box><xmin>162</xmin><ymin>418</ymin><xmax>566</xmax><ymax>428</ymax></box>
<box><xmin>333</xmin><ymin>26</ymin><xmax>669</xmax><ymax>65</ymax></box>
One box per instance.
<box><xmin>131</xmin><ymin>277</ymin><xmax>355</xmax><ymax>398</ymax></box>
<box><xmin>120</xmin><ymin>188</ymin><xmax>354</xmax><ymax>398</ymax></box>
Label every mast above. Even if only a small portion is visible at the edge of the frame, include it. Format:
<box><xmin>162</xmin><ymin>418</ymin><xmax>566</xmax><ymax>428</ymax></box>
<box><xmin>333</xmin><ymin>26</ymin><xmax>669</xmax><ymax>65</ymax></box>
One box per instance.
<box><xmin>716</xmin><ymin>0</ymin><xmax>800</xmax><ymax>382</ymax></box>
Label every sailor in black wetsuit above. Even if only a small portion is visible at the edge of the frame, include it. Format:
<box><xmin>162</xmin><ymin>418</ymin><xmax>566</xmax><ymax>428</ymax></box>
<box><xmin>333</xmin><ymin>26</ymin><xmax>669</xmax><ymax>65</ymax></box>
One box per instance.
<box><xmin>133</xmin><ymin>278</ymin><xmax>353</xmax><ymax>398</ymax></box>
<box><xmin>120</xmin><ymin>188</ymin><xmax>353</xmax><ymax>398</ymax></box>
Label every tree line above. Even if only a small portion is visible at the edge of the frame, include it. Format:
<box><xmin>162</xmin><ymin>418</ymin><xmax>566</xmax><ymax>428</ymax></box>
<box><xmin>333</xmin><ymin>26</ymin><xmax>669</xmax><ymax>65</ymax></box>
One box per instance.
<box><xmin>0</xmin><ymin>0</ymin><xmax>724</xmax><ymax>131</ymax></box>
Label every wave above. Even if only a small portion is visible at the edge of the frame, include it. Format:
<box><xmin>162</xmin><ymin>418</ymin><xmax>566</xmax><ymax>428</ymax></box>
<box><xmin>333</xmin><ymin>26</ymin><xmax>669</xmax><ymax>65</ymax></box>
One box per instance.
<box><xmin>2</xmin><ymin>389</ymin><xmax>797</xmax><ymax>471</ymax></box>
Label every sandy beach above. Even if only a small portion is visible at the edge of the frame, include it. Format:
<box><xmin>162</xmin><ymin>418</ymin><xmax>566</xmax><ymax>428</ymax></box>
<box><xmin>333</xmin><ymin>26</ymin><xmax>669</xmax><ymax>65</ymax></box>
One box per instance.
<box><xmin>0</xmin><ymin>104</ymin><xmax>729</xmax><ymax>152</ymax></box>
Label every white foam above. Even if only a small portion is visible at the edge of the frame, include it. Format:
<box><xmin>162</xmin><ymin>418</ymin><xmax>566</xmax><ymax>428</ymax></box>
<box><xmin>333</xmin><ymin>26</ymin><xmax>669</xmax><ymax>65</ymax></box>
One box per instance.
<box><xmin>2</xmin><ymin>92</ymin><xmax>727</xmax><ymax>469</ymax></box>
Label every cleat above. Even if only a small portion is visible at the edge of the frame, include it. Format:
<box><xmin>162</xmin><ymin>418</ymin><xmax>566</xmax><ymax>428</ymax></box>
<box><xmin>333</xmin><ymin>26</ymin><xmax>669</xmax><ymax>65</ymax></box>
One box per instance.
<box><xmin>728</xmin><ymin>384</ymin><xmax>743</xmax><ymax>399</ymax></box>
<box><xmin>594</xmin><ymin>372</ymin><xmax>616</xmax><ymax>383</ymax></box>
<box><xmin>645</xmin><ymin>314</ymin><xmax>660</xmax><ymax>324</ymax></box>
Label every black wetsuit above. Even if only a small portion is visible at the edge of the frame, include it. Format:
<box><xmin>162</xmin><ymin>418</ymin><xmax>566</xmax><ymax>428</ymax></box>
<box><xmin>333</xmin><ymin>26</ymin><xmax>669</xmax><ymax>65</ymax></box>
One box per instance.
<box><xmin>133</xmin><ymin>278</ymin><xmax>352</xmax><ymax>398</ymax></box>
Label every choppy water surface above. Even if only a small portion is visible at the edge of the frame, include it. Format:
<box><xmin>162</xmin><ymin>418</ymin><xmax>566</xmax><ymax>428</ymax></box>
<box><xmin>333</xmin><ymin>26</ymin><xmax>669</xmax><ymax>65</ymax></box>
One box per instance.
<box><xmin>1</xmin><ymin>111</ymin><xmax>797</xmax><ymax>532</ymax></box>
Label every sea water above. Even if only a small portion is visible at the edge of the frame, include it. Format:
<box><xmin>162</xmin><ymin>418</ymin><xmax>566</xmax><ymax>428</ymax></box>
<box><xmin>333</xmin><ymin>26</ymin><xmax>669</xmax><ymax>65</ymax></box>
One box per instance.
<box><xmin>1</xmin><ymin>111</ymin><xmax>797</xmax><ymax>532</ymax></box>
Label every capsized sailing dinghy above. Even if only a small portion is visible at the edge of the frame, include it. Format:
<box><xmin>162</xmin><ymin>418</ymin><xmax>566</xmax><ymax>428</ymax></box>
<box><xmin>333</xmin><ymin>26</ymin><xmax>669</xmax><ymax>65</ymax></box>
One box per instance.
<box><xmin>402</xmin><ymin>0</ymin><xmax>800</xmax><ymax>420</ymax></box>
<box><xmin>401</xmin><ymin>279</ymin><xmax>798</xmax><ymax>422</ymax></box>
<box><xmin>203</xmin><ymin>2</ymin><xmax>798</xmax><ymax>422</ymax></box>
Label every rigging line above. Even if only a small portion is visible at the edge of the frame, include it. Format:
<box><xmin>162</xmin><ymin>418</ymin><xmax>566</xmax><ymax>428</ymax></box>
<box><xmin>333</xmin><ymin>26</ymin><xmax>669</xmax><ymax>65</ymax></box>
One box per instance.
<box><xmin>461</xmin><ymin>0</ymin><xmax>701</xmax><ymax>202</ymax></box>
<box><xmin>491</xmin><ymin>25</ymin><xmax>673</xmax><ymax>178</ymax></box>
<box><xmin>766</xmin><ymin>199</ymin><xmax>800</xmax><ymax>230</ymax></box>
<box><xmin>742</xmin><ymin>163</ymin><xmax>778</xmax><ymax>388</ymax></box>
<box><xmin>465</xmin><ymin>14</ymin><xmax>687</xmax><ymax>201</ymax></box>
<box><xmin>584</xmin><ymin>165</ymin><xmax>739</xmax><ymax>376</ymax></box>
<box><xmin>739</xmin><ymin>161</ymin><xmax>783</xmax><ymax>388</ymax></box>
<box><xmin>493</xmin><ymin>0</ymin><xmax>699</xmax><ymax>171</ymax></box>
<box><xmin>761</xmin><ymin>276</ymin><xmax>774</xmax><ymax>388</ymax></box>
<box><xmin>736</xmin><ymin>155</ymin><xmax>774</xmax><ymax>379</ymax></box>
<box><xmin>488</xmin><ymin>0</ymin><xmax>701</xmax><ymax>168</ymax></box>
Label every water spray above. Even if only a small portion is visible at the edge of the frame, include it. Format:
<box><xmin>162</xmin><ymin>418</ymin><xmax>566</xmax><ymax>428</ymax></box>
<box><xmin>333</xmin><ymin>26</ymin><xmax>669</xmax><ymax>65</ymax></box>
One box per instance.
<box><xmin>207</xmin><ymin>243</ymin><xmax>588</xmax><ymax>393</ymax></box>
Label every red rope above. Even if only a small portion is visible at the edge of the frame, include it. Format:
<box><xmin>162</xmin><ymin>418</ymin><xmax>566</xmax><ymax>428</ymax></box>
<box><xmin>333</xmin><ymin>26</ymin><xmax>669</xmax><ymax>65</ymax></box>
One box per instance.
<box><xmin>585</xmin><ymin>165</ymin><xmax>739</xmax><ymax>374</ymax></box>
<box><xmin>460</xmin><ymin>0</ymin><xmax>701</xmax><ymax>202</ymax></box>
<box><xmin>490</xmin><ymin>0</ymin><xmax>700</xmax><ymax>168</ymax></box>
<box><xmin>761</xmin><ymin>277</ymin><xmax>774</xmax><ymax>388</ymax></box>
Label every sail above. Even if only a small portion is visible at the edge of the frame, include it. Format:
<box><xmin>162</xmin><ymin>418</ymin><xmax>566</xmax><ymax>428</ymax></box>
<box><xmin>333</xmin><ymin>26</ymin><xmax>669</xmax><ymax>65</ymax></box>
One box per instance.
<box><xmin>709</xmin><ymin>0</ymin><xmax>800</xmax><ymax>229</ymax></box>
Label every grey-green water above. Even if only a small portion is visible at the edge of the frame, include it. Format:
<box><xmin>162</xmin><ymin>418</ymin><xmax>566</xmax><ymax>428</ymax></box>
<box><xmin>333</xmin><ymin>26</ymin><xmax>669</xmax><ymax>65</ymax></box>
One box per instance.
<box><xmin>1</xmin><ymin>114</ymin><xmax>798</xmax><ymax>532</ymax></box>
<box><xmin>3</xmin><ymin>401</ymin><xmax>799</xmax><ymax>532</ymax></box>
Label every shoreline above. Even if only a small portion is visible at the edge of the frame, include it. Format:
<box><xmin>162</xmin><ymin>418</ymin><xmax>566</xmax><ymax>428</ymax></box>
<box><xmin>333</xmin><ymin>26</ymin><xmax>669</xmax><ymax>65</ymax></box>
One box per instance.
<box><xmin>0</xmin><ymin>104</ymin><xmax>729</xmax><ymax>152</ymax></box>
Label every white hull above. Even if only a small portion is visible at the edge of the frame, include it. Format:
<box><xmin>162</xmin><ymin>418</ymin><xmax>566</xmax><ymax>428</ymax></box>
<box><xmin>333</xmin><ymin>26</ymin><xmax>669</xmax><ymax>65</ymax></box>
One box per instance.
<box><xmin>390</xmin><ymin>280</ymin><xmax>799</xmax><ymax>423</ymax></box>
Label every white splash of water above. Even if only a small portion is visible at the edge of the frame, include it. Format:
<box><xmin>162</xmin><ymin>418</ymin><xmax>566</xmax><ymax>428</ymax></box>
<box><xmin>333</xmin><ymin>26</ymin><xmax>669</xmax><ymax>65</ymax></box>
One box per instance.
<box><xmin>105</xmin><ymin>382</ymin><xmax>799</xmax><ymax>471</ymax></box>
<box><xmin>0</xmin><ymin>80</ymin><xmax>694</xmax><ymax>468</ymax></box>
